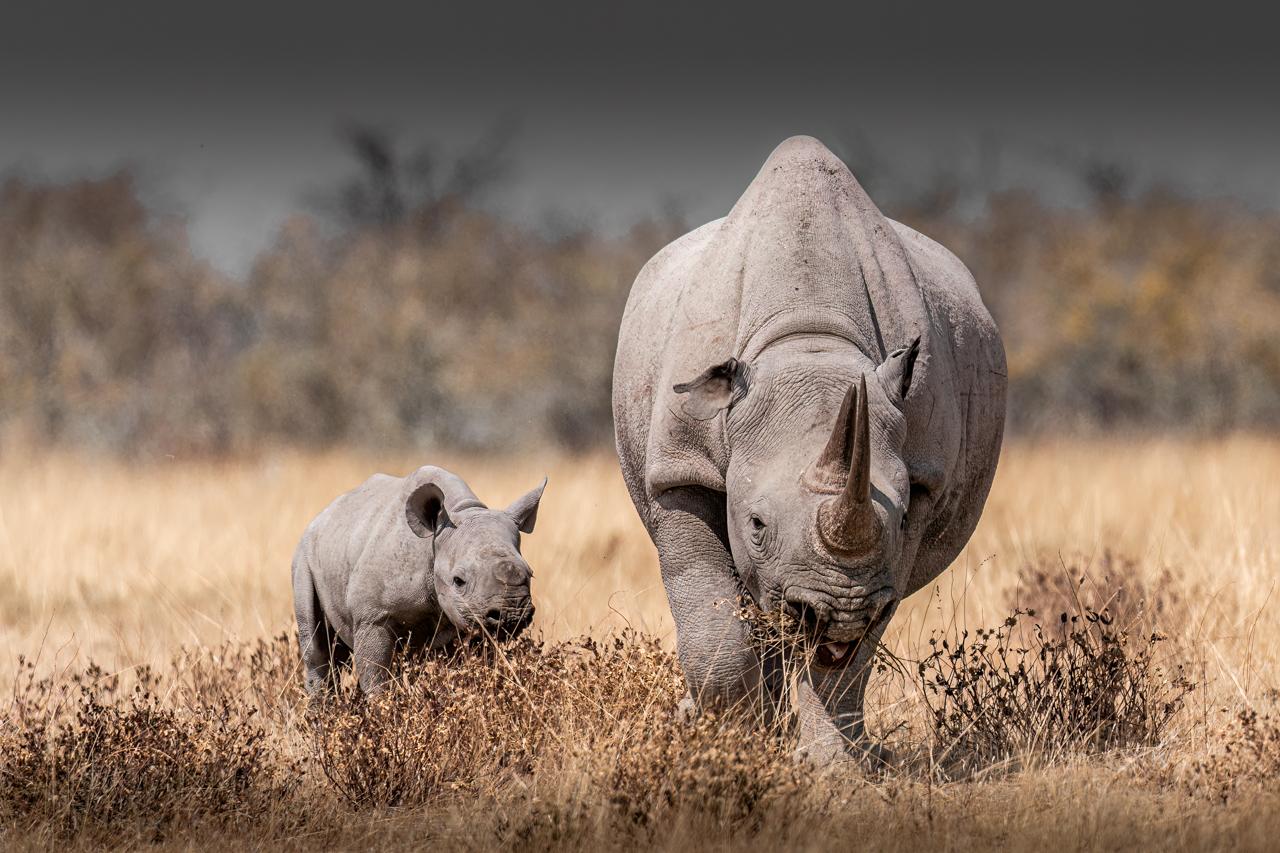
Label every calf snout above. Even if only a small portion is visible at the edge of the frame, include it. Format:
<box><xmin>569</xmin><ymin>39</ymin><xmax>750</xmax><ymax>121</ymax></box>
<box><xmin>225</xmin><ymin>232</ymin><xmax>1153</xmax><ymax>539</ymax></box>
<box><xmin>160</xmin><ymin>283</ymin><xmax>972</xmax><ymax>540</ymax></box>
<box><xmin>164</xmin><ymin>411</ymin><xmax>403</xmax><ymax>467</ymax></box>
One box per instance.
<box><xmin>480</xmin><ymin>597</ymin><xmax>534</xmax><ymax>639</ymax></box>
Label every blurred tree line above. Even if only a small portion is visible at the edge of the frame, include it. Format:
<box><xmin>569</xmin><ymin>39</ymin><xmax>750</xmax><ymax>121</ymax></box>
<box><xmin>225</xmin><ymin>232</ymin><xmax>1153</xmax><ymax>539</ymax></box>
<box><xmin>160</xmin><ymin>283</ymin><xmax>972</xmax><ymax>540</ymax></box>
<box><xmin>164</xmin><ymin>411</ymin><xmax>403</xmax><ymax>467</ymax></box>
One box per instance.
<box><xmin>1</xmin><ymin>130</ymin><xmax>1278</xmax><ymax>456</ymax></box>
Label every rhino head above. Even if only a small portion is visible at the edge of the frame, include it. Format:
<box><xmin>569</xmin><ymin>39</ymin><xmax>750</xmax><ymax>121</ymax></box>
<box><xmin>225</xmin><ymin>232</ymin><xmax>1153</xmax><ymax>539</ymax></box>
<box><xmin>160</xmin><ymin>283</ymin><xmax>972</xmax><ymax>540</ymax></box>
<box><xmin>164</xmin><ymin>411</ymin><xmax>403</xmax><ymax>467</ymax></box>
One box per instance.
<box><xmin>404</xmin><ymin>473</ymin><xmax>547</xmax><ymax>641</ymax></box>
<box><xmin>674</xmin><ymin>336</ymin><xmax>925</xmax><ymax>667</ymax></box>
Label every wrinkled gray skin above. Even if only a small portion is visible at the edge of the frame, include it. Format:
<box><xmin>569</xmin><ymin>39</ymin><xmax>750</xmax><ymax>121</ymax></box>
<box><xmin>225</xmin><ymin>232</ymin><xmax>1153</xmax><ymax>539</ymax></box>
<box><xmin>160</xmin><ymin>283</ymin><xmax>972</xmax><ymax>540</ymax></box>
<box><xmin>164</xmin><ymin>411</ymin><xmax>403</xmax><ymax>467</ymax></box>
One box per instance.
<box><xmin>612</xmin><ymin>136</ymin><xmax>1006</xmax><ymax>763</ymax></box>
<box><xmin>292</xmin><ymin>466</ymin><xmax>546</xmax><ymax>695</ymax></box>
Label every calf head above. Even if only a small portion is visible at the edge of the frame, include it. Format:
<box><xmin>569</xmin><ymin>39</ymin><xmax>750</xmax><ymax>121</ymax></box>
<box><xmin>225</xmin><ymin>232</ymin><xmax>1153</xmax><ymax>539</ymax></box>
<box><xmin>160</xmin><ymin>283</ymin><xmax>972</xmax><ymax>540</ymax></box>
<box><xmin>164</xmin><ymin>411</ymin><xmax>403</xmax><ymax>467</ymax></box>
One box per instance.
<box><xmin>405</xmin><ymin>473</ymin><xmax>547</xmax><ymax>640</ymax></box>
<box><xmin>675</xmin><ymin>337</ymin><xmax>930</xmax><ymax>668</ymax></box>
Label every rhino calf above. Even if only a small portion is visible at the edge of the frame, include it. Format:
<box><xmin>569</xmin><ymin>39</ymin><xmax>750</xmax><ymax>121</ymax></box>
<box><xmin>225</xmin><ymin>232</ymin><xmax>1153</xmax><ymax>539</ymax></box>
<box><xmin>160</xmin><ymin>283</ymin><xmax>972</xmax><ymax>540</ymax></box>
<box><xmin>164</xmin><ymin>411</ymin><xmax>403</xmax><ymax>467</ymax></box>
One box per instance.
<box><xmin>291</xmin><ymin>465</ymin><xmax>546</xmax><ymax>694</ymax></box>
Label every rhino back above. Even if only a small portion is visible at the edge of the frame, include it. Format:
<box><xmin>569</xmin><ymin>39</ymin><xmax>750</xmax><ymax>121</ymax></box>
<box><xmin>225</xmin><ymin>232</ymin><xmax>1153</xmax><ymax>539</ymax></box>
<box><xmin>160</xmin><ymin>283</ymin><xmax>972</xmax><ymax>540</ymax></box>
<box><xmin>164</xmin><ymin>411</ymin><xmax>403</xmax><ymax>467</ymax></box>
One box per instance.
<box><xmin>890</xmin><ymin>219</ymin><xmax>1007</xmax><ymax>593</ymax></box>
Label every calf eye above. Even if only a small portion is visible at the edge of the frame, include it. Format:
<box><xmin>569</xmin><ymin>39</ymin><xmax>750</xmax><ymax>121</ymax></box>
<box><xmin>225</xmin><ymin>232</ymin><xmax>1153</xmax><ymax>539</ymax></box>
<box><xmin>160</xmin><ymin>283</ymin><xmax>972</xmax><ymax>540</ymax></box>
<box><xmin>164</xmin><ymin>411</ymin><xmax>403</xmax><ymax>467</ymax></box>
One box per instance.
<box><xmin>452</xmin><ymin>575</ymin><xmax>466</xmax><ymax>588</ymax></box>
<box><xmin>900</xmin><ymin>513</ymin><xmax>908</xmax><ymax>531</ymax></box>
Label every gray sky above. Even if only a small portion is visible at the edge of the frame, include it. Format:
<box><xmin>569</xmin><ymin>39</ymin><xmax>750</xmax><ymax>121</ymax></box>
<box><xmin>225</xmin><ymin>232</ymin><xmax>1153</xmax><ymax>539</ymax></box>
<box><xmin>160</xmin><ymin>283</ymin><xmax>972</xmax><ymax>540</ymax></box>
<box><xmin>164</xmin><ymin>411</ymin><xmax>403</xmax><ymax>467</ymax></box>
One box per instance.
<box><xmin>3</xmin><ymin>2</ymin><xmax>1277</xmax><ymax>275</ymax></box>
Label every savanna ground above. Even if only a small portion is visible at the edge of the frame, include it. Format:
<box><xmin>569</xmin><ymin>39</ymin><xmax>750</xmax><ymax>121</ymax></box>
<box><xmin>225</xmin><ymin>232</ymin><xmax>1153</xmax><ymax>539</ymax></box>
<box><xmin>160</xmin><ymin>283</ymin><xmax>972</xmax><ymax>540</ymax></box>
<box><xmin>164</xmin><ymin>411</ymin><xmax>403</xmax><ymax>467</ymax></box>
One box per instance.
<box><xmin>1</xmin><ymin>437</ymin><xmax>1278</xmax><ymax>850</ymax></box>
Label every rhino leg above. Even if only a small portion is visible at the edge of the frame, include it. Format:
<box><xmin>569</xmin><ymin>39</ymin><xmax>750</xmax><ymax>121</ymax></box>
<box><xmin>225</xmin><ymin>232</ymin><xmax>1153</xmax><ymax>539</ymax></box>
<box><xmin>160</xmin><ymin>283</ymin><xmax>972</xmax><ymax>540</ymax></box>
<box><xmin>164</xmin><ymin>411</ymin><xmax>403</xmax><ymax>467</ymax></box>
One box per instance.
<box><xmin>652</xmin><ymin>487</ymin><xmax>765</xmax><ymax>718</ymax></box>
<box><xmin>293</xmin><ymin>554</ymin><xmax>349</xmax><ymax>695</ymax></box>
<box><xmin>791</xmin><ymin>628</ymin><xmax>890</xmax><ymax>767</ymax></box>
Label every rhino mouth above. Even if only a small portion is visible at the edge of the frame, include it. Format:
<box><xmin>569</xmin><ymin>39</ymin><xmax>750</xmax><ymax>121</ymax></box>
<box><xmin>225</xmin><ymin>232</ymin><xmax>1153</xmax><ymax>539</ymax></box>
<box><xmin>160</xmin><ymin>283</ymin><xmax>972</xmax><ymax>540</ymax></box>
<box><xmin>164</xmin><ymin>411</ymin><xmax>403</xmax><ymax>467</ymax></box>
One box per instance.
<box><xmin>812</xmin><ymin>593</ymin><xmax>895</xmax><ymax>669</ymax></box>
<box><xmin>815</xmin><ymin>640</ymin><xmax>853</xmax><ymax>667</ymax></box>
<box><xmin>474</xmin><ymin>609</ymin><xmax>532</xmax><ymax>642</ymax></box>
<box><xmin>498</xmin><ymin>609</ymin><xmax>534</xmax><ymax>640</ymax></box>
<box><xmin>455</xmin><ymin>605</ymin><xmax>534</xmax><ymax>644</ymax></box>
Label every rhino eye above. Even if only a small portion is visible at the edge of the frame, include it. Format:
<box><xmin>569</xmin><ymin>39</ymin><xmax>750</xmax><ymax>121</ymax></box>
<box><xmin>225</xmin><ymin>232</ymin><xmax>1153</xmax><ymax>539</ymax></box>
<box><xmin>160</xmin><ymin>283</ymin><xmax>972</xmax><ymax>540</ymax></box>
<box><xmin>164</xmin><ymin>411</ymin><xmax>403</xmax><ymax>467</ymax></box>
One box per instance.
<box><xmin>900</xmin><ymin>513</ymin><xmax>908</xmax><ymax>531</ymax></box>
<box><xmin>452</xmin><ymin>575</ymin><xmax>466</xmax><ymax>588</ymax></box>
<box><xmin>749</xmin><ymin>514</ymin><xmax>766</xmax><ymax>531</ymax></box>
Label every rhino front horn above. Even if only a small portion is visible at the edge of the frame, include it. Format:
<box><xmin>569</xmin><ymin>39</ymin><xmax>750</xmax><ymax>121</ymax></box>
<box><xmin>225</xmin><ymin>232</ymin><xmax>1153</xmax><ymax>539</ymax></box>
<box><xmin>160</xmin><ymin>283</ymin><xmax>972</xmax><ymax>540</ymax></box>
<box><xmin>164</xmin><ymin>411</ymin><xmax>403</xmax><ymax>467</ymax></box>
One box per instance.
<box><xmin>816</xmin><ymin>374</ymin><xmax>878</xmax><ymax>554</ymax></box>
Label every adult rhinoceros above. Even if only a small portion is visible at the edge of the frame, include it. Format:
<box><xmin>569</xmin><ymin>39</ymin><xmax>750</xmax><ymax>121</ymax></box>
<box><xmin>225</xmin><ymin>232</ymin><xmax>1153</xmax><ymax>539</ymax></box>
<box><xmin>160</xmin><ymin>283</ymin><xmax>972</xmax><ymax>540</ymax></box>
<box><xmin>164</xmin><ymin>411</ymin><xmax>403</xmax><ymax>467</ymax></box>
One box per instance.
<box><xmin>612</xmin><ymin>136</ymin><xmax>1006</xmax><ymax>762</ymax></box>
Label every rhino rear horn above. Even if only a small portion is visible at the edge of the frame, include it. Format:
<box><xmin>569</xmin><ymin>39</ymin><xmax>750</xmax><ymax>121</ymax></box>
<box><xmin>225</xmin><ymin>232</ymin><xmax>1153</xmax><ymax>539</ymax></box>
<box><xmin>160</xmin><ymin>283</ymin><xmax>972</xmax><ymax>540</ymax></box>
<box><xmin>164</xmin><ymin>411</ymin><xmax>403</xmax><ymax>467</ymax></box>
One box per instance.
<box><xmin>813</xmin><ymin>381</ymin><xmax>857</xmax><ymax>478</ymax></box>
<box><xmin>816</xmin><ymin>374</ymin><xmax>878</xmax><ymax>553</ymax></box>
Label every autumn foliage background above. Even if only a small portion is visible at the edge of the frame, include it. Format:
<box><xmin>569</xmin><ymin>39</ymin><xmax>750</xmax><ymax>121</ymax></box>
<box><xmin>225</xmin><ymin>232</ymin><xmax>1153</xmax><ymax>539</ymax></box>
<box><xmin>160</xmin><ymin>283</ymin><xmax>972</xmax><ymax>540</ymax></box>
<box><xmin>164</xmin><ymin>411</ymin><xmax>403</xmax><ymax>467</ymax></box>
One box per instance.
<box><xmin>3</xmin><ymin>129</ymin><xmax>1279</xmax><ymax>457</ymax></box>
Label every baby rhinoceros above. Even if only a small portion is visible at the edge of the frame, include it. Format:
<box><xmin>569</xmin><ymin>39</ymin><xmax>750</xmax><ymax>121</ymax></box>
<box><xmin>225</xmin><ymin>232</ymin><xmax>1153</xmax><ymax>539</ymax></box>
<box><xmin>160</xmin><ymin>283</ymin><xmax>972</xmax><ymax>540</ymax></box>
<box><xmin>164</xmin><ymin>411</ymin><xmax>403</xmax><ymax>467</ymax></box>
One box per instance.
<box><xmin>291</xmin><ymin>465</ymin><xmax>546</xmax><ymax>695</ymax></box>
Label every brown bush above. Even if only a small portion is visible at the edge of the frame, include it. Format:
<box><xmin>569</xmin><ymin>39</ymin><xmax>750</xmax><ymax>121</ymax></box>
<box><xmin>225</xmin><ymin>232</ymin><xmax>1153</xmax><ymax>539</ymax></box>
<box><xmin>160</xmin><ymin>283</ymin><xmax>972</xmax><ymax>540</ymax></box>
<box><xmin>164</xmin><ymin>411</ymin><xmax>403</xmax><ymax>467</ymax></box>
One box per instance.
<box><xmin>0</xmin><ymin>173</ymin><xmax>246</xmax><ymax>454</ymax></box>
<box><xmin>911</xmin><ymin>190</ymin><xmax>1280</xmax><ymax>431</ymax></box>
<box><xmin>917</xmin><ymin>607</ymin><xmax>1195</xmax><ymax>773</ymax></box>
<box><xmin>1189</xmin><ymin>705</ymin><xmax>1280</xmax><ymax>803</ymax></box>
<box><xmin>0</xmin><ymin>617</ymin><xmax>1208</xmax><ymax>848</ymax></box>
<box><xmin>0</xmin><ymin>659</ymin><xmax>300</xmax><ymax>843</ymax></box>
<box><xmin>592</xmin><ymin>713</ymin><xmax>815</xmax><ymax>835</ymax></box>
<box><xmin>310</xmin><ymin>633</ymin><xmax>686</xmax><ymax>809</ymax></box>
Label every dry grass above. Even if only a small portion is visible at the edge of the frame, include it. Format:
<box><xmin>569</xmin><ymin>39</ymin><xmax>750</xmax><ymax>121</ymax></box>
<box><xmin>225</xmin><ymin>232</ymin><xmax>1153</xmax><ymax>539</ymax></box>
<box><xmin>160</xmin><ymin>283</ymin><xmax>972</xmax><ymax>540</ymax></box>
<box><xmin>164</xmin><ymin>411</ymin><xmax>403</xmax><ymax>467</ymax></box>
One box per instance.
<box><xmin>1</xmin><ymin>437</ymin><xmax>1278</xmax><ymax>849</ymax></box>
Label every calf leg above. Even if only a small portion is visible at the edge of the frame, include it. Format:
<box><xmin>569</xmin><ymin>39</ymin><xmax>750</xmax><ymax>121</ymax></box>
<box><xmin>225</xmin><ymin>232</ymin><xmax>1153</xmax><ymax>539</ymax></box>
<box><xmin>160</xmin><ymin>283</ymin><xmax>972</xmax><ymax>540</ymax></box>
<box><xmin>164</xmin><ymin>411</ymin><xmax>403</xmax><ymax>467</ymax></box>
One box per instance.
<box><xmin>354</xmin><ymin>621</ymin><xmax>397</xmax><ymax>695</ymax></box>
<box><xmin>293</xmin><ymin>554</ymin><xmax>343</xmax><ymax>695</ymax></box>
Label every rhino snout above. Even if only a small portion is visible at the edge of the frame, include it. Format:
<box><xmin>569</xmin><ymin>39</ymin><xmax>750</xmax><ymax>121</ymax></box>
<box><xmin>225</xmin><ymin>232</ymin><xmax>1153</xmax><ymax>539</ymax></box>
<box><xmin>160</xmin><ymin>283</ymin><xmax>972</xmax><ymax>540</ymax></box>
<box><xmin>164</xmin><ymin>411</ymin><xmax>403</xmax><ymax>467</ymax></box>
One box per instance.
<box><xmin>787</xmin><ymin>584</ymin><xmax>897</xmax><ymax>654</ymax></box>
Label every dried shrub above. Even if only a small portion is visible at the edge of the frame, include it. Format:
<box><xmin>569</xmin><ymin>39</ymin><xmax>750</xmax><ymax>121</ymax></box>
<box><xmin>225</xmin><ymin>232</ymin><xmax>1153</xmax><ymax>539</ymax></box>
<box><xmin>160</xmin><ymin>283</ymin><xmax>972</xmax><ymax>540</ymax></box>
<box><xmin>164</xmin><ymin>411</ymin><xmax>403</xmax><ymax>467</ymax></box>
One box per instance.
<box><xmin>487</xmin><ymin>719</ymin><xmax>819</xmax><ymax>850</ymax></box>
<box><xmin>0</xmin><ymin>615</ymin><xmax>1227</xmax><ymax>847</ymax></box>
<box><xmin>166</xmin><ymin>632</ymin><xmax>307</xmax><ymax>726</ymax></box>
<box><xmin>1189</xmin><ymin>706</ymin><xmax>1280</xmax><ymax>803</ymax></box>
<box><xmin>592</xmin><ymin>713</ymin><xmax>814</xmax><ymax>835</ymax></box>
<box><xmin>918</xmin><ymin>608</ymin><xmax>1194</xmax><ymax>772</ymax></box>
<box><xmin>0</xmin><ymin>659</ymin><xmax>300</xmax><ymax>842</ymax></box>
<box><xmin>309</xmin><ymin>632</ymin><xmax>685</xmax><ymax>809</ymax></box>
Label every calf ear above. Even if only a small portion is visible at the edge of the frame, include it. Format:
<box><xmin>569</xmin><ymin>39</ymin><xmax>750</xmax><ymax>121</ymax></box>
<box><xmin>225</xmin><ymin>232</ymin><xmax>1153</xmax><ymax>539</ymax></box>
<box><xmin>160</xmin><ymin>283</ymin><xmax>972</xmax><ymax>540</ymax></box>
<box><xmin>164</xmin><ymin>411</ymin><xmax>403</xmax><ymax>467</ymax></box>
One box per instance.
<box><xmin>506</xmin><ymin>477</ymin><xmax>548</xmax><ymax>534</ymax></box>
<box><xmin>876</xmin><ymin>336</ymin><xmax>921</xmax><ymax>405</ymax></box>
<box><xmin>672</xmin><ymin>358</ymin><xmax>750</xmax><ymax>420</ymax></box>
<box><xmin>406</xmin><ymin>482</ymin><xmax>450</xmax><ymax>538</ymax></box>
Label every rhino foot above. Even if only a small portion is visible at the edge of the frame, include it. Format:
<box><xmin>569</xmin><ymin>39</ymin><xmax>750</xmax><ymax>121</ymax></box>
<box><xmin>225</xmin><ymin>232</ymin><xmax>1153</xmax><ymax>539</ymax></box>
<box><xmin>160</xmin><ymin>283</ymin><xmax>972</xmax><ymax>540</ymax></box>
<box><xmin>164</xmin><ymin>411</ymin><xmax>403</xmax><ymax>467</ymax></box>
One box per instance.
<box><xmin>794</xmin><ymin>733</ymin><xmax>895</xmax><ymax>772</ymax></box>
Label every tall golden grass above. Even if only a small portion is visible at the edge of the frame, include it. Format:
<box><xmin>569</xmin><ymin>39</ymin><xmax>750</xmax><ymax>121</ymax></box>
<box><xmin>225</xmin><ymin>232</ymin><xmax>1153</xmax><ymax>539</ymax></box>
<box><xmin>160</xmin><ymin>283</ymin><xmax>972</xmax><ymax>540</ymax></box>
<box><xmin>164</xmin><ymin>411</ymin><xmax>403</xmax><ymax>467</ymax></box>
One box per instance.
<box><xmin>2</xmin><ymin>437</ymin><xmax>1278</xmax><ymax>848</ymax></box>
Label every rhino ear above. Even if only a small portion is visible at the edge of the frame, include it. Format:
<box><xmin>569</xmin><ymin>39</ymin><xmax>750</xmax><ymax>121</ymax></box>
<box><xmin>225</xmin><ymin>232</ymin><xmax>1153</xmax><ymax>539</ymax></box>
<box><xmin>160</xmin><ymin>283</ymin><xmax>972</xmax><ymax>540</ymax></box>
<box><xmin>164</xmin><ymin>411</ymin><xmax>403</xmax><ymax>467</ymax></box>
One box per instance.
<box><xmin>406</xmin><ymin>482</ymin><xmax>450</xmax><ymax>538</ymax></box>
<box><xmin>876</xmin><ymin>336</ymin><xmax>921</xmax><ymax>405</ymax></box>
<box><xmin>506</xmin><ymin>477</ymin><xmax>547</xmax><ymax>534</ymax></box>
<box><xmin>673</xmin><ymin>358</ymin><xmax>750</xmax><ymax>421</ymax></box>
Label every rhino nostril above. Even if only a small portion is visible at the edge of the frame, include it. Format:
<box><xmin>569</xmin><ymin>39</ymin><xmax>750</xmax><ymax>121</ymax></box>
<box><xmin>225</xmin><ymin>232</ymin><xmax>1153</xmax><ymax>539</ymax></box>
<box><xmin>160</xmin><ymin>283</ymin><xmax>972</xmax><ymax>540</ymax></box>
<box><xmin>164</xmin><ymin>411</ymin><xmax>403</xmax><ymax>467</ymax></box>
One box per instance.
<box><xmin>790</xmin><ymin>601</ymin><xmax>827</xmax><ymax>631</ymax></box>
<box><xmin>485</xmin><ymin>608</ymin><xmax>502</xmax><ymax>624</ymax></box>
<box><xmin>869</xmin><ymin>587</ymin><xmax>898</xmax><ymax>622</ymax></box>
